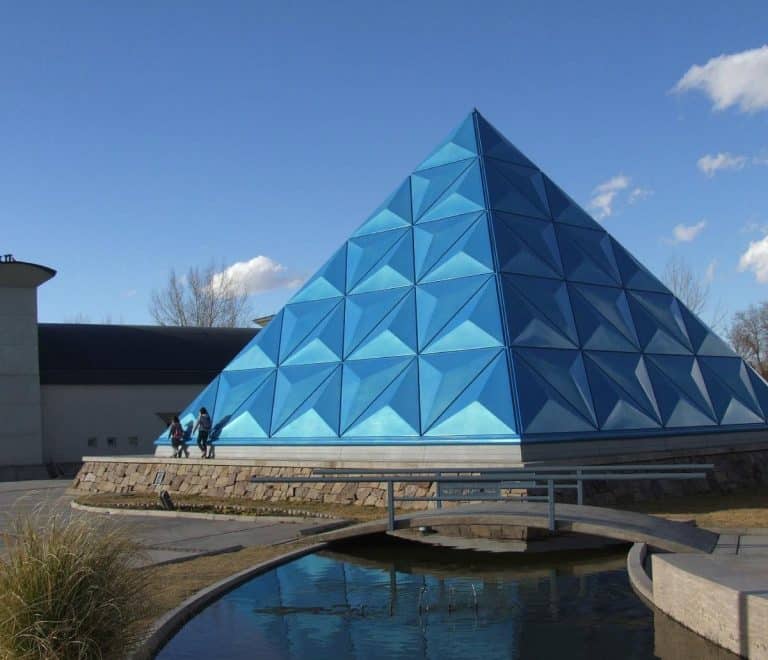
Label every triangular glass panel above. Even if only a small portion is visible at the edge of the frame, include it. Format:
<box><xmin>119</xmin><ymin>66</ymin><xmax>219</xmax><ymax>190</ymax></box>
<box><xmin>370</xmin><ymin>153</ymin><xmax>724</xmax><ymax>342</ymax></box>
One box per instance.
<box><xmin>418</xmin><ymin>348</ymin><xmax>501</xmax><ymax>431</ymax></box>
<box><xmin>352</xmin><ymin>179</ymin><xmax>412</xmax><ymax>237</ymax></box>
<box><xmin>411</xmin><ymin>160</ymin><xmax>474</xmax><ymax>221</ymax></box>
<box><xmin>583</xmin><ymin>355</ymin><xmax>660</xmax><ymax>429</ymax></box>
<box><xmin>511</xmin><ymin>353</ymin><xmax>597</xmax><ymax>434</ymax></box>
<box><xmin>274</xmin><ymin>366</ymin><xmax>342</xmax><ymax>438</ymax></box>
<box><xmin>225</xmin><ymin>310</ymin><xmax>283</xmax><ymax>370</ymax></box>
<box><xmin>543</xmin><ymin>175</ymin><xmax>603</xmax><ymax>231</ymax></box>
<box><xmin>569</xmin><ymin>283</ymin><xmax>640</xmax><ymax>351</ymax></box>
<box><xmin>344</xmin><ymin>287</ymin><xmax>412</xmax><ymax>358</ymax></box>
<box><xmin>513</xmin><ymin>348</ymin><xmax>597</xmax><ymax>427</ymax></box>
<box><xmin>484</xmin><ymin>158</ymin><xmax>550</xmax><ymax>219</ymax></box>
<box><xmin>290</xmin><ymin>246</ymin><xmax>346</xmax><ymax>303</ymax></box>
<box><xmin>698</xmin><ymin>356</ymin><xmax>764</xmax><ymax>422</ymax></box>
<box><xmin>678</xmin><ymin>305</ymin><xmax>735</xmax><ymax>357</ymax></box>
<box><xmin>422</xmin><ymin>277</ymin><xmax>504</xmax><ymax>353</ymax></box>
<box><xmin>270</xmin><ymin>363</ymin><xmax>339</xmax><ymax>433</ymax></box>
<box><xmin>416</xmin><ymin>274</ymin><xmax>490</xmax><ymax>351</ymax></box>
<box><xmin>645</xmin><ymin>355</ymin><xmax>717</xmax><ymax>425</ymax></box>
<box><xmin>217</xmin><ymin>371</ymin><xmax>276</xmax><ymax>439</ymax></box>
<box><xmin>475</xmin><ymin>112</ymin><xmax>536</xmax><ymax>168</ymax></box>
<box><xmin>627</xmin><ymin>291</ymin><xmax>693</xmax><ymax>354</ymax></box>
<box><xmin>351</xmin><ymin>229</ymin><xmax>413</xmax><ymax>294</ymax></box>
<box><xmin>213</xmin><ymin>368</ymin><xmax>274</xmax><ymax>425</ymax></box>
<box><xmin>610</xmin><ymin>238</ymin><xmax>669</xmax><ymax>293</ymax></box>
<box><xmin>416</xmin><ymin>113</ymin><xmax>478</xmax><ymax>171</ymax></box>
<box><xmin>414</xmin><ymin>212</ymin><xmax>485</xmax><ymax>280</ymax></box>
<box><xmin>556</xmin><ymin>225</ymin><xmax>621</xmax><ymax>286</ymax></box>
<box><xmin>417</xmin><ymin>160</ymin><xmax>486</xmax><ymax>224</ymax></box>
<box><xmin>342</xmin><ymin>357</ymin><xmax>419</xmax><ymax>436</ymax></box>
<box><xmin>279</xmin><ymin>298</ymin><xmax>343</xmax><ymax>364</ymax></box>
<box><xmin>426</xmin><ymin>351</ymin><xmax>517</xmax><ymax>437</ymax></box>
<box><xmin>346</xmin><ymin>227</ymin><xmax>410</xmax><ymax>292</ymax></box>
<box><xmin>501</xmin><ymin>274</ymin><xmax>578</xmax><ymax>348</ymax></box>
<box><xmin>493</xmin><ymin>212</ymin><xmax>563</xmax><ymax>279</ymax></box>
<box><xmin>347</xmin><ymin>288</ymin><xmax>417</xmax><ymax>360</ymax></box>
<box><xmin>420</xmin><ymin>213</ymin><xmax>494</xmax><ymax>283</ymax></box>
<box><xmin>584</xmin><ymin>351</ymin><xmax>661</xmax><ymax>422</ymax></box>
<box><xmin>282</xmin><ymin>299</ymin><xmax>344</xmax><ymax>365</ymax></box>
<box><xmin>747</xmin><ymin>369</ymin><xmax>768</xmax><ymax>420</ymax></box>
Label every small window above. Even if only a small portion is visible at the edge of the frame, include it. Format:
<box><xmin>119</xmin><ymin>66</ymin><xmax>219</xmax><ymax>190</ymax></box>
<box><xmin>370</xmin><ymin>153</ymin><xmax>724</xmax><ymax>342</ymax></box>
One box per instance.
<box><xmin>87</xmin><ymin>437</ymin><xmax>97</xmax><ymax>448</ymax></box>
<box><xmin>128</xmin><ymin>436</ymin><xmax>139</xmax><ymax>448</ymax></box>
<box><xmin>107</xmin><ymin>437</ymin><xmax>117</xmax><ymax>448</ymax></box>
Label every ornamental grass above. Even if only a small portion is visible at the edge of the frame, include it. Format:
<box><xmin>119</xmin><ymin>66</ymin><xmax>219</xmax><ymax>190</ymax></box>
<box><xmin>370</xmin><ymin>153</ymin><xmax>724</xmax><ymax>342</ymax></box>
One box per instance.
<box><xmin>0</xmin><ymin>509</ymin><xmax>151</xmax><ymax>659</ymax></box>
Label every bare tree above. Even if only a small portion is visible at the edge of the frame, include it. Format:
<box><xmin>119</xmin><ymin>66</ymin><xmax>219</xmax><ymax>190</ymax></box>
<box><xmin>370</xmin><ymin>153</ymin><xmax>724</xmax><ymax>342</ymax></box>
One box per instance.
<box><xmin>149</xmin><ymin>263</ymin><xmax>251</xmax><ymax>327</ymax></box>
<box><xmin>730</xmin><ymin>303</ymin><xmax>768</xmax><ymax>379</ymax></box>
<box><xmin>661</xmin><ymin>256</ymin><xmax>727</xmax><ymax>332</ymax></box>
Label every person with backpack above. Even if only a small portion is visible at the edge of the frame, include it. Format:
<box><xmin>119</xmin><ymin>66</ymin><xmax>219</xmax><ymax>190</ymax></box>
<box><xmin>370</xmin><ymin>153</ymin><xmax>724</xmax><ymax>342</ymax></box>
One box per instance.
<box><xmin>193</xmin><ymin>407</ymin><xmax>213</xmax><ymax>459</ymax></box>
<box><xmin>168</xmin><ymin>415</ymin><xmax>188</xmax><ymax>458</ymax></box>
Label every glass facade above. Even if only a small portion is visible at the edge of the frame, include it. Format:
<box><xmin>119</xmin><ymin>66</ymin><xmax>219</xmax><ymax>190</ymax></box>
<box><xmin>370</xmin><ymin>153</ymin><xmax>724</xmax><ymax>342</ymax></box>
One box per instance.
<box><xmin>159</xmin><ymin>110</ymin><xmax>768</xmax><ymax>447</ymax></box>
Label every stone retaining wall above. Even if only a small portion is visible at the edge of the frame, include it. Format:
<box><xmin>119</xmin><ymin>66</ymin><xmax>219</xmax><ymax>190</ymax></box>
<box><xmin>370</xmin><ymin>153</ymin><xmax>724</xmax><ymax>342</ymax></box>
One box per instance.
<box><xmin>72</xmin><ymin>445</ymin><xmax>768</xmax><ymax>509</ymax></box>
<box><xmin>73</xmin><ymin>460</ymin><xmax>435</xmax><ymax>510</ymax></box>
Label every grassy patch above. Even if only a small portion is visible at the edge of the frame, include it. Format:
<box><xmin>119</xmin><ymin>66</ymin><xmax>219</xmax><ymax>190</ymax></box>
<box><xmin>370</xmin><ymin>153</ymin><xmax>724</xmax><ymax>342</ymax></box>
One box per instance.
<box><xmin>624</xmin><ymin>487</ymin><xmax>768</xmax><ymax>529</ymax></box>
<box><xmin>0</xmin><ymin>510</ymin><xmax>152</xmax><ymax>659</ymax></box>
<box><xmin>75</xmin><ymin>493</ymin><xmax>392</xmax><ymax>522</ymax></box>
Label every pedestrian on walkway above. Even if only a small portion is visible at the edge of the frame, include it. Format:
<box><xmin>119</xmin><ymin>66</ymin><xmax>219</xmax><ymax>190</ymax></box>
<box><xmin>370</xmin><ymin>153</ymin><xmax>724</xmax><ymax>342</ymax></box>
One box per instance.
<box><xmin>193</xmin><ymin>407</ymin><xmax>212</xmax><ymax>458</ymax></box>
<box><xmin>168</xmin><ymin>415</ymin><xmax>188</xmax><ymax>458</ymax></box>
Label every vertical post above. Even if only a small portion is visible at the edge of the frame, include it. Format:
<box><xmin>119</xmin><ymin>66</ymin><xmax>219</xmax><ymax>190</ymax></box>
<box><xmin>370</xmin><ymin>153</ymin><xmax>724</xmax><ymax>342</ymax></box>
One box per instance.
<box><xmin>576</xmin><ymin>468</ymin><xmax>583</xmax><ymax>506</ymax></box>
<box><xmin>387</xmin><ymin>480</ymin><xmax>395</xmax><ymax>531</ymax></box>
<box><xmin>547</xmin><ymin>479</ymin><xmax>555</xmax><ymax>531</ymax></box>
<box><xmin>435</xmin><ymin>472</ymin><xmax>442</xmax><ymax>509</ymax></box>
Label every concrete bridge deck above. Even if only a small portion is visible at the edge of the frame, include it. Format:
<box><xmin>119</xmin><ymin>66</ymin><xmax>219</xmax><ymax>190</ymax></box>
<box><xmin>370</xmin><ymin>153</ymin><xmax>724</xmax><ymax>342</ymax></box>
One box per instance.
<box><xmin>317</xmin><ymin>501</ymin><xmax>719</xmax><ymax>554</ymax></box>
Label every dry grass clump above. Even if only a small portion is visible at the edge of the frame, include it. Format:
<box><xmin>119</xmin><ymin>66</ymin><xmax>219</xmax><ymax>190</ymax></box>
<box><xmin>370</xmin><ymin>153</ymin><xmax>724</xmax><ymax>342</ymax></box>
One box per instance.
<box><xmin>0</xmin><ymin>510</ymin><xmax>152</xmax><ymax>659</ymax></box>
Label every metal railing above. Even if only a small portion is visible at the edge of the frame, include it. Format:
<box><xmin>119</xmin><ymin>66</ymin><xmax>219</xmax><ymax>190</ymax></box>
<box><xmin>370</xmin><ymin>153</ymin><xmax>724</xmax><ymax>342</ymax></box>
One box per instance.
<box><xmin>250</xmin><ymin>464</ymin><xmax>712</xmax><ymax>532</ymax></box>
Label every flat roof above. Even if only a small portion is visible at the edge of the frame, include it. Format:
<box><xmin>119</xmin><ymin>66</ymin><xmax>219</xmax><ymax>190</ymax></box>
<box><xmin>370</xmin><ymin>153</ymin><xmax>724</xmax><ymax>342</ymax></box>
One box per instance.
<box><xmin>38</xmin><ymin>323</ymin><xmax>257</xmax><ymax>385</ymax></box>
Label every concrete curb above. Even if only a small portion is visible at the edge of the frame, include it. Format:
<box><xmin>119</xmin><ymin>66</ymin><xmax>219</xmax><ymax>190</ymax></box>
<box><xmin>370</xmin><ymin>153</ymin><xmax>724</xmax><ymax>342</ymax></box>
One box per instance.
<box><xmin>70</xmin><ymin>500</ymin><xmax>329</xmax><ymax>526</ymax></box>
<box><xmin>626</xmin><ymin>542</ymin><xmax>653</xmax><ymax>607</ymax></box>
<box><xmin>131</xmin><ymin>541</ymin><xmax>327</xmax><ymax>660</ymax></box>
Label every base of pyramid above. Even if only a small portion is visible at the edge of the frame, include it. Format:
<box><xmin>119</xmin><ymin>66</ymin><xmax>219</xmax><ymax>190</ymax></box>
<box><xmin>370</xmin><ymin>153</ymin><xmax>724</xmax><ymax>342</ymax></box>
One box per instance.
<box><xmin>73</xmin><ymin>430</ymin><xmax>768</xmax><ymax>512</ymax></box>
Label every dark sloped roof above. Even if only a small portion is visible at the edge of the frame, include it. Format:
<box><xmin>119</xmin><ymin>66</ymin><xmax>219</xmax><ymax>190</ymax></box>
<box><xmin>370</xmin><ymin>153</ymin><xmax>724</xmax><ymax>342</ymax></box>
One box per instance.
<box><xmin>38</xmin><ymin>324</ymin><xmax>257</xmax><ymax>385</ymax></box>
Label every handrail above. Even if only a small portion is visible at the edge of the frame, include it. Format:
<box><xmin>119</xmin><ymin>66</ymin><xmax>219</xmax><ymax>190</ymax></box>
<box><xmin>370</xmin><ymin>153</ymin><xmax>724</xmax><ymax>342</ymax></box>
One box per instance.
<box><xmin>250</xmin><ymin>464</ymin><xmax>713</xmax><ymax>532</ymax></box>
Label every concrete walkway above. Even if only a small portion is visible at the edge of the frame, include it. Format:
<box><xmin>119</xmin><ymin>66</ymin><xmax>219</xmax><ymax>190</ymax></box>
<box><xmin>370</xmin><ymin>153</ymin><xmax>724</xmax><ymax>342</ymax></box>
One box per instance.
<box><xmin>0</xmin><ymin>480</ymin><xmax>319</xmax><ymax>566</ymax></box>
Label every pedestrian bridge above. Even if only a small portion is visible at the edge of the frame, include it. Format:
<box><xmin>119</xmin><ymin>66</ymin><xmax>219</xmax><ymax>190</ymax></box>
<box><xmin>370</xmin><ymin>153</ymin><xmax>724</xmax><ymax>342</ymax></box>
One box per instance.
<box><xmin>317</xmin><ymin>501</ymin><xmax>718</xmax><ymax>554</ymax></box>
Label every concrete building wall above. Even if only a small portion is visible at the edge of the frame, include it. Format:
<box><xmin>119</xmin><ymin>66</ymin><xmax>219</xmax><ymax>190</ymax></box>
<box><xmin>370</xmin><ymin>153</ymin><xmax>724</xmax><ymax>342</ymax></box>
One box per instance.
<box><xmin>40</xmin><ymin>384</ymin><xmax>202</xmax><ymax>464</ymax></box>
<box><xmin>0</xmin><ymin>286</ymin><xmax>44</xmax><ymax>466</ymax></box>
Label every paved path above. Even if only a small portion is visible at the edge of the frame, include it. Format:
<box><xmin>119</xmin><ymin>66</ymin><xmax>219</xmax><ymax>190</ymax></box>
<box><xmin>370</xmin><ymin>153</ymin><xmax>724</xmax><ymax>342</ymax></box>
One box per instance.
<box><xmin>318</xmin><ymin>500</ymin><xmax>719</xmax><ymax>553</ymax></box>
<box><xmin>0</xmin><ymin>480</ymin><xmax>318</xmax><ymax>566</ymax></box>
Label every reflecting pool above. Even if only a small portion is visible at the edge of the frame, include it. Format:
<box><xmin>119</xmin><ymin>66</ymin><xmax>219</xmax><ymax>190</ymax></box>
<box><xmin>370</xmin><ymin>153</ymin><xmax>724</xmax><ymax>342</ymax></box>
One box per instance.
<box><xmin>158</xmin><ymin>539</ymin><xmax>735</xmax><ymax>660</ymax></box>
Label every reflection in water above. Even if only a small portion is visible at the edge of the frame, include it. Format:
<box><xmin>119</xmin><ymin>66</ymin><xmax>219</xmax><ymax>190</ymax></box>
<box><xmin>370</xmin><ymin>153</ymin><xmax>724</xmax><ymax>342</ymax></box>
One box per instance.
<box><xmin>158</xmin><ymin>539</ymin><xmax>735</xmax><ymax>660</ymax></box>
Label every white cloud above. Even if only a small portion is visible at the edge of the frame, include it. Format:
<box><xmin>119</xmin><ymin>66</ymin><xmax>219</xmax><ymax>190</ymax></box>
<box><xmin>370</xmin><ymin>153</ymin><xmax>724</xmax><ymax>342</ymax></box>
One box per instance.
<box><xmin>674</xmin><ymin>45</ymin><xmax>768</xmax><ymax>113</ymax></box>
<box><xmin>121</xmin><ymin>289</ymin><xmax>138</xmax><ymax>298</ymax></box>
<box><xmin>589</xmin><ymin>175</ymin><xmax>630</xmax><ymax>219</ymax></box>
<box><xmin>697</xmin><ymin>152</ymin><xmax>747</xmax><ymax>176</ymax></box>
<box><xmin>628</xmin><ymin>187</ymin><xmax>653</xmax><ymax>204</ymax></box>
<box><xmin>212</xmin><ymin>256</ymin><xmax>304</xmax><ymax>295</ymax></box>
<box><xmin>666</xmin><ymin>220</ymin><xmax>707</xmax><ymax>244</ymax></box>
<box><xmin>740</xmin><ymin>235</ymin><xmax>768</xmax><ymax>283</ymax></box>
<box><xmin>705</xmin><ymin>259</ymin><xmax>717</xmax><ymax>284</ymax></box>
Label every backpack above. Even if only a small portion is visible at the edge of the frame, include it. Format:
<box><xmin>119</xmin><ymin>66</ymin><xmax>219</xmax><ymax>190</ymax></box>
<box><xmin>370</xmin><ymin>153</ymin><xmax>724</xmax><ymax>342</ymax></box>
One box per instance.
<box><xmin>171</xmin><ymin>423</ymin><xmax>182</xmax><ymax>440</ymax></box>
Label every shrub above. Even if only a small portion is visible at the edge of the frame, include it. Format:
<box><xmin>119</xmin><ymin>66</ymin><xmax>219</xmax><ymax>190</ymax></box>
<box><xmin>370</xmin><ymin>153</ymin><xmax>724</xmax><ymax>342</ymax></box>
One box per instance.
<box><xmin>0</xmin><ymin>510</ymin><xmax>152</xmax><ymax>659</ymax></box>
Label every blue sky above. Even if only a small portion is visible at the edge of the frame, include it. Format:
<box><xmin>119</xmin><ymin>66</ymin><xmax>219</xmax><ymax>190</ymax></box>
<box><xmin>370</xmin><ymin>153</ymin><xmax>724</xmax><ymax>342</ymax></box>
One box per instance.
<box><xmin>3</xmin><ymin>1</ymin><xmax>767</xmax><ymax>327</ymax></box>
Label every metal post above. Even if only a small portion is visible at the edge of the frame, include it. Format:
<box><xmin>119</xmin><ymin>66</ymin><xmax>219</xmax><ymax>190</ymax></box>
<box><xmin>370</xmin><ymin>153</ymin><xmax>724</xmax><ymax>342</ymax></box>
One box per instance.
<box><xmin>387</xmin><ymin>480</ymin><xmax>395</xmax><ymax>531</ymax></box>
<box><xmin>576</xmin><ymin>468</ymin><xmax>583</xmax><ymax>506</ymax></box>
<box><xmin>547</xmin><ymin>479</ymin><xmax>555</xmax><ymax>531</ymax></box>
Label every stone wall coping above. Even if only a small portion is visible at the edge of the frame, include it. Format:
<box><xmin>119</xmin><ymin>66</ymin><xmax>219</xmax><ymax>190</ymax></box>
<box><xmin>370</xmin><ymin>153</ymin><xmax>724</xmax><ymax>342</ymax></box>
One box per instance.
<box><xmin>626</xmin><ymin>542</ymin><xmax>653</xmax><ymax>606</ymax></box>
<box><xmin>131</xmin><ymin>542</ymin><xmax>327</xmax><ymax>660</ymax></box>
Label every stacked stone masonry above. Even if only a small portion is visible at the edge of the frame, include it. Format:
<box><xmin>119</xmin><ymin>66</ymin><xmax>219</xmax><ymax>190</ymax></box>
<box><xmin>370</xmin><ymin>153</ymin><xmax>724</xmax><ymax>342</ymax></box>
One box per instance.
<box><xmin>73</xmin><ymin>447</ymin><xmax>768</xmax><ymax>509</ymax></box>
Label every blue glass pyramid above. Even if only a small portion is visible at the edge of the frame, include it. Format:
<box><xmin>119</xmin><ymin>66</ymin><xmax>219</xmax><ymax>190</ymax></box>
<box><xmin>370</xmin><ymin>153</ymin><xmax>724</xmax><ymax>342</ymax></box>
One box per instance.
<box><xmin>159</xmin><ymin>110</ymin><xmax>768</xmax><ymax>447</ymax></box>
